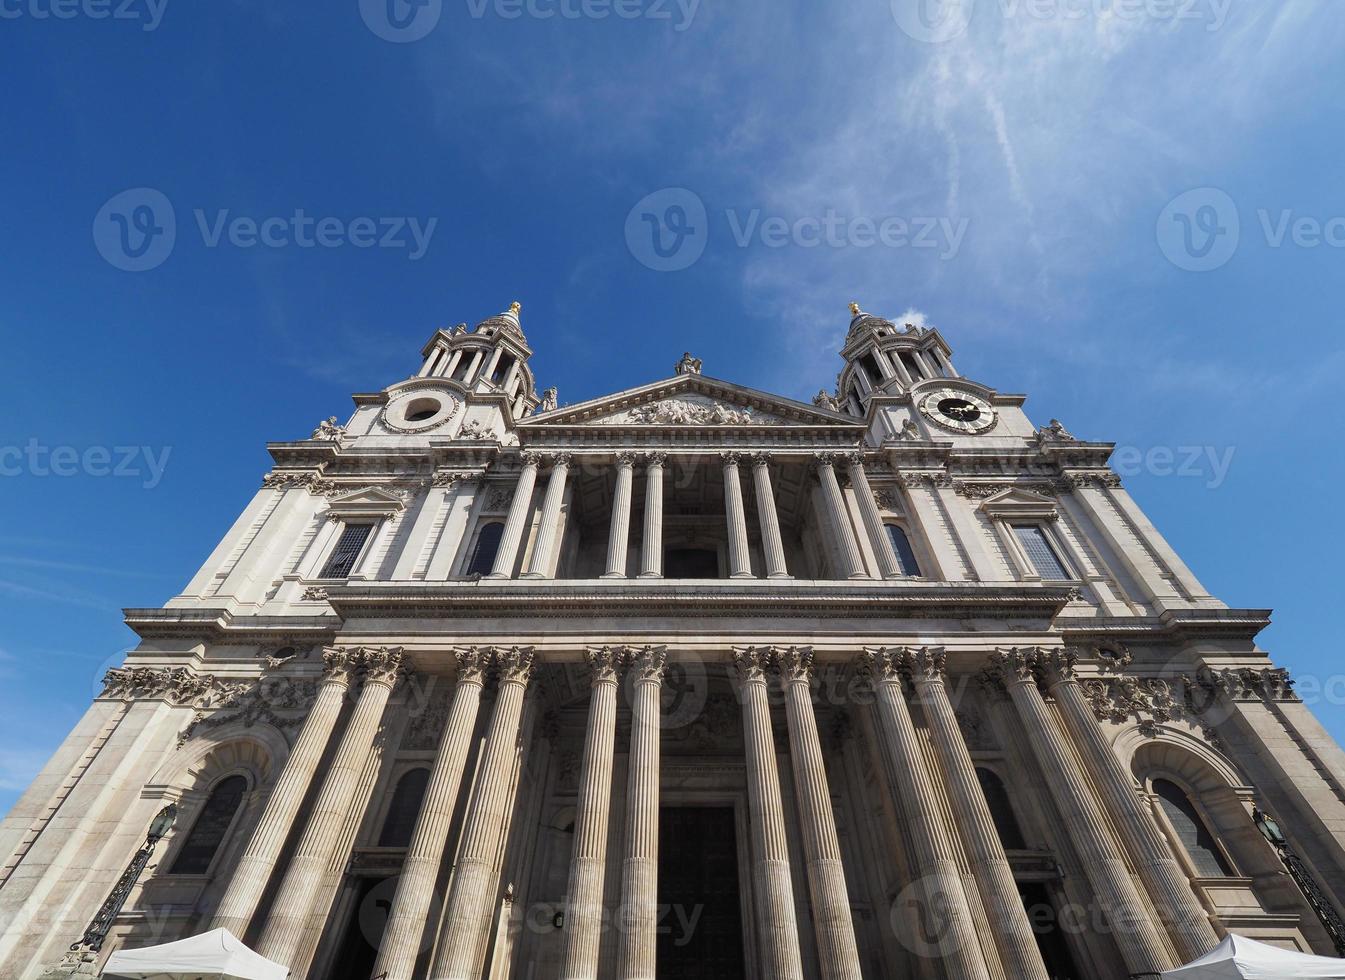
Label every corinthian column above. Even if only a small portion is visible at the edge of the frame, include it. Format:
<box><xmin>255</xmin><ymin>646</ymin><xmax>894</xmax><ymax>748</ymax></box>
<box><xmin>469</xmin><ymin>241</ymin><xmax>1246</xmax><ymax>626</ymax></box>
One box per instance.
<box><xmin>751</xmin><ymin>453</ymin><xmax>790</xmax><ymax>579</ymax></box>
<box><xmin>774</xmin><ymin>646</ymin><xmax>863</xmax><ymax>980</ymax></box>
<box><xmin>1042</xmin><ymin>650</ymin><xmax>1219</xmax><ymax>961</ymax></box>
<box><xmin>638</xmin><ymin>454</ymin><xmax>665</xmax><ymax>579</ymax></box>
<box><xmin>722</xmin><ymin>452</ymin><xmax>753</xmax><ymax>578</ymax></box>
<box><xmin>813</xmin><ymin>454</ymin><xmax>867</xmax><ymax>579</ymax></box>
<box><xmin>603</xmin><ymin>453</ymin><xmax>636</xmax><ymax>578</ymax></box>
<box><xmin>211</xmin><ymin>648</ymin><xmax>358</xmax><ymax>938</ymax></box>
<box><xmin>256</xmin><ymin>647</ymin><xmax>405</xmax><ymax>969</ymax></box>
<box><xmin>558</xmin><ymin>647</ymin><xmax>626</xmax><ymax>980</ymax></box>
<box><xmin>489</xmin><ymin>453</ymin><xmax>541</xmax><ymax>579</ymax></box>
<box><xmin>898</xmin><ymin>648</ymin><xmax>1047</xmax><ymax>980</ymax></box>
<box><xmin>523</xmin><ymin>453</ymin><xmax>572</xmax><ymax>578</ymax></box>
<box><xmin>616</xmin><ymin>647</ymin><xmax>666</xmax><ymax>980</ymax></box>
<box><xmin>372</xmin><ymin>649</ymin><xmax>490</xmax><ymax>980</ymax></box>
<box><xmin>845</xmin><ymin>453</ymin><xmax>903</xmax><ymax>579</ymax></box>
<box><xmin>861</xmin><ymin>648</ymin><xmax>991</xmax><ymax>979</ymax></box>
<box><xmin>431</xmin><ymin>647</ymin><xmax>535</xmax><ymax>980</ymax></box>
<box><xmin>987</xmin><ymin>647</ymin><xmax>1174</xmax><ymax>976</ymax></box>
<box><xmin>733</xmin><ymin>648</ymin><xmax>804</xmax><ymax>980</ymax></box>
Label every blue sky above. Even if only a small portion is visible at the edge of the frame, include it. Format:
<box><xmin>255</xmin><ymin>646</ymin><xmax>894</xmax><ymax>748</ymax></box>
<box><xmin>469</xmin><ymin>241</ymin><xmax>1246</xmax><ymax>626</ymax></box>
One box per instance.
<box><xmin>2</xmin><ymin>0</ymin><xmax>1344</xmax><ymax>815</ymax></box>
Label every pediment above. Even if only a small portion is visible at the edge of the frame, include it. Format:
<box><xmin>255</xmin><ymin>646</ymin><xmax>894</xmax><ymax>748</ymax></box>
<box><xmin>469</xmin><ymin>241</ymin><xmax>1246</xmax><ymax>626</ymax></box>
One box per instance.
<box><xmin>325</xmin><ymin>486</ymin><xmax>407</xmax><ymax>518</ymax></box>
<box><xmin>978</xmin><ymin>487</ymin><xmax>1058</xmax><ymax>519</ymax></box>
<box><xmin>520</xmin><ymin>375</ymin><xmax>861</xmax><ymax>429</ymax></box>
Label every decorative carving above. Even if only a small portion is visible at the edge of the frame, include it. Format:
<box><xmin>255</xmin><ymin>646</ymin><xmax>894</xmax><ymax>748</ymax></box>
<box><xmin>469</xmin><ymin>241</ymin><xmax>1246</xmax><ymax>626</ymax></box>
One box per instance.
<box><xmin>301</xmin><ymin>586</ymin><xmax>329</xmax><ymax>601</ymax></box>
<box><xmin>1039</xmin><ymin>647</ymin><xmax>1080</xmax><ymax>684</ymax></box>
<box><xmin>896</xmin><ymin>471</ymin><xmax>953</xmax><ymax>489</ymax></box>
<box><xmin>1035</xmin><ymin>419</ymin><xmax>1077</xmax><ymax>444</ymax></box>
<box><xmin>311</xmin><ymin>417</ymin><xmax>347</xmax><ymax>442</ymax></box>
<box><xmin>985</xmin><ymin>646</ymin><xmax>1042</xmax><ymax>686</ymax></box>
<box><xmin>1185</xmin><ymin>666</ymin><xmax>1296</xmax><ymax>704</ymax></box>
<box><xmin>624</xmin><ymin>398</ymin><xmax>765</xmax><ymax>426</ymax></box>
<box><xmin>907</xmin><ymin>645</ymin><xmax>947</xmax><ymax>681</ymax></box>
<box><xmin>359</xmin><ymin>646</ymin><xmax>406</xmax><ymax>685</ymax></box>
<box><xmin>403</xmin><ymin>683</ymin><xmax>450</xmax><ymax>750</ymax></box>
<box><xmin>641</xmin><ymin>451</ymin><xmax>667</xmax><ymax>467</ymax></box>
<box><xmin>483</xmin><ymin>485</ymin><xmax>514</xmax><ymax>512</ymax></box>
<box><xmin>627</xmin><ymin>646</ymin><xmax>668</xmax><ymax>683</ymax></box>
<box><xmin>494</xmin><ymin>646</ymin><xmax>536</xmax><ymax>685</ymax></box>
<box><xmin>519</xmin><ymin>451</ymin><xmax>544</xmax><ymax>469</ymax></box>
<box><xmin>732</xmin><ymin>646</ymin><xmax>771</xmax><ymax>683</ymax></box>
<box><xmin>895</xmin><ymin>419</ymin><xmax>921</xmax><ymax>441</ymax></box>
<box><xmin>719</xmin><ymin>451</ymin><xmax>743</xmax><ymax>467</ymax></box>
<box><xmin>262</xmin><ymin>471</ymin><xmax>318</xmax><ymax>491</ymax></box>
<box><xmin>773</xmin><ymin>645</ymin><xmax>814</xmax><ymax>682</ymax></box>
<box><xmin>547</xmin><ymin>452</ymin><xmax>573</xmax><ymax>468</ymax></box>
<box><xmin>454</xmin><ymin>647</ymin><xmax>491</xmax><ymax>685</ymax></box>
<box><xmin>432</xmin><ymin>471</ymin><xmax>476</xmax><ymax>488</ymax></box>
<box><xmin>873</xmin><ymin>488</ymin><xmax>901</xmax><ymax>511</ymax></box>
<box><xmin>177</xmin><ymin>674</ymin><xmax>319</xmax><ymax>747</ymax></box>
<box><xmin>615</xmin><ymin>451</ymin><xmax>638</xmax><ymax>468</ymax></box>
<box><xmin>1083</xmin><ymin>676</ymin><xmax>1178</xmax><ymax>725</ymax></box>
<box><xmin>813</xmin><ymin>389</ymin><xmax>840</xmax><ymax>411</ymax></box>
<box><xmin>457</xmin><ymin>419</ymin><xmax>496</xmax><ymax>441</ymax></box>
<box><xmin>585</xmin><ymin>646</ymin><xmax>626</xmax><ymax>686</ymax></box>
<box><xmin>859</xmin><ymin>647</ymin><xmax>903</xmax><ymax>684</ymax></box>
<box><xmin>101</xmin><ymin>666</ymin><xmax>244</xmax><ymax>706</ymax></box>
<box><xmin>539</xmin><ymin>387</ymin><xmax>558</xmax><ymax>413</ymax></box>
<box><xmin>674</xmin><ymin>352</ymin><xmax>703</xmax><ymax>376</ymax></box>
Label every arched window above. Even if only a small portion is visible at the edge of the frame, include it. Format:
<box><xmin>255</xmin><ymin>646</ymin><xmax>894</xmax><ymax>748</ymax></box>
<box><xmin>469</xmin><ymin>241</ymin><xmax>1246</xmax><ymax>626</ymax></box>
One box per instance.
<box><xmin>1153</xmin><ymin>778</ymin><xmax>1233</xmax><ymax>877</ymax></box>
<box><xmin>466</xmin><ymin>522</ymin><xmax>505</xmax><ymax>576</ymax></box>
<box><xmin>379</xmin><ymin>768</ymin><xmax>431</xmax><ymax>847</ymax></box>
<box><xmin>169</xmin><ymin>774</ymin><xmax>248</xmax><ymax>875</ymax></box>
<box><xmin>885</xmin><ymin>525</ymin><xmax>922</xmax><ymax>577</ymax></box>
<box><xmin>976</xmin><ymin>767</ymin><xmax>1026</xmax><ymax>849</ymax></box>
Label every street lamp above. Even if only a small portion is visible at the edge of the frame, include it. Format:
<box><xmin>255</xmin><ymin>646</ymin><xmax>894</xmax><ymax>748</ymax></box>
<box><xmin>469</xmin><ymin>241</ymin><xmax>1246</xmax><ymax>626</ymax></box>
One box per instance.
<box><xmin>1253</xmin><ymin>805</ymin><xmax>1345</xmax><ymax>956</ymax></box>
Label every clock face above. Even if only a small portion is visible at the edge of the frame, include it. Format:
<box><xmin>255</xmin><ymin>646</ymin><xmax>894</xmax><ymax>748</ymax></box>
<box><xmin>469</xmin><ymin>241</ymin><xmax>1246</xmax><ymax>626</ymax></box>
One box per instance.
<box><xmin>919</xmin><ymin>388</ymin><xmax>996</xmax><ymax>434</ymax></box>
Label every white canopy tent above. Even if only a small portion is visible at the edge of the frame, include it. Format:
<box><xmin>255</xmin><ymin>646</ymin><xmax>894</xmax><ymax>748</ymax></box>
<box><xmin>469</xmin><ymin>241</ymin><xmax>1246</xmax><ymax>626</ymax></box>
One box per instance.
<box><xmin>1163</xmin><ymin>934</ymin><xmax>1345</xmax><ymax>979</ymax></box>
<box><xmin>101</xmin><ymin>928</ymin><xmax>288</xmax><ymax>980</ymax></box>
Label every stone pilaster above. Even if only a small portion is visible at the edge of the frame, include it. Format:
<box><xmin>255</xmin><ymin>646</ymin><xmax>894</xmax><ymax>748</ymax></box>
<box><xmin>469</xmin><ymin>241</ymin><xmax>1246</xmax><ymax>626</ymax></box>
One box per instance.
<box><xmin>813</xmin><ymin>454</ymin><xmax>866</xmax><ymax>580</ymax></box>
<box><xmin>733</xmin><ymin>648</ymin><xmax>804</xmax><ymax>980</ymax></box>
<box><xmin>616</xmin><ymin>647</ymin><xmax>666</xmax><ymax>980</ymax></box>
<box><xmin>987</xmin><ymin>647</ymin><xmax>1174</xmax><ymax>976</ymax></box>
<box><xmin>430</xmin><ymin>647</ymin><xmax>535</xmax><ymax>980</ymax></box>
<box><xmin>1042</xmin><ymin>649</ymin><xmax>1220</xmax><ymax>961</ymax></box>
<box><xmin>372</xmin><ymin>648</ymin><xmax>490</xmax><ymax>980</ymax></box>
<box><xmin>774</xmin><ymin>646</ymin><xmax>863</xmax><ymax>980</ymax></box>
<box><xmin>603</xmin><ymin>453</ymin><xmax>636</xmax><ymax>578</ymax></box>
<box><xmin>523</xmin><ymin>453</ymin><xmax>571</xmax><ymax>578</ymax></box>
<box><xmin>750</xmin><ymin>453</ymin><xmax>790</xmax><ymax>579</ymax></box>
<box><xmin>558</xmin><ymin>647</ymin><xmax>626</xmax><ymax>980</ymax></box>
<box><xmin>211</xmin><ymin>648</ymin><xmax>358</xmax><ymax>939</ymax></box>
<box><xmin>846</xmin><ymin>453</ymin><xmax>903</xmax><ymax>578</ymax></box>
<box><xmin>638</xmin><ymin>454</ymin><xmax>665</xmax><ymax>579</ymax></box>
<box><xmin>899</xmin><ymin>647</ymin><xmax>1048</xmax><ymax>980</ymax></box>
<box><xmin>488</xmin><ymin>453</ymin><xmax>541</xmax><ymax>579</ymax></box>
<box><xmin>255</xmin><ymin>647</ymin><xmax>405</xmax><ymax>970</ymax></box>
<box><xmin>721</xmin><ymin>452</ymin><xmax>753</xmax><ymax>578</ymax></box>
<box><xmin>861</xmin><ymin>648</ymin><xmax>992</xmax><ymax>979</ymax></box>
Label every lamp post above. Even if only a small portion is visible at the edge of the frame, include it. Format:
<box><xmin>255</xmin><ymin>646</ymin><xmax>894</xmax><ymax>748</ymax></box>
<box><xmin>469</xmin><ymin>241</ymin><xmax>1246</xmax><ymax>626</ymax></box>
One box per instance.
<box><xmin>1255</xmin><ymin>806</ymin><xmax>1345</xmax><ymax>956</ymax></box>
<box><xmin>39</xmin><ymin>803</ymin><xmax>178</xmax><ymax>979</ymax></box>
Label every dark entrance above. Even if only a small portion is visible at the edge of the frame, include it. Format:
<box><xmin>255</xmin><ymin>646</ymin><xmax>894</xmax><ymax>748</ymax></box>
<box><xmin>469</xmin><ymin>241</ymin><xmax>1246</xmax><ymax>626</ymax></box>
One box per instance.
<box><xmin>657</xmin><ymin>806</ymin><xmax>746</xmax><ymax>979</ymax></box>
<box><xmin>1019</xmin><ymin>881</ymin><xmax>1085</xmax><ymax>979</ymax></box>
<box><xmin>664</xmin><ymin>547</ymin><xmax>720</xmax><ymax>579</ymax></box>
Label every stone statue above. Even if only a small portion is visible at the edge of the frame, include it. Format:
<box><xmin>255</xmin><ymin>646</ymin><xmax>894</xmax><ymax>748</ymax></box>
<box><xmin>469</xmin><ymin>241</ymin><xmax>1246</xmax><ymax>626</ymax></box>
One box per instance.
<box><xmin>813</xmin><ymin>390</ymin><xmax>840</xmax><ymax>412</ymax></box>
<box><xmin>1038</xmin><ymin>418</ymin><xmax>1077</xmax><ymax>443</ymax></box>
<box><xmin>311</xmin><ymin>417</ymin><xmax>346</xmax><ymax>442</ymax></box>
<box><xmin>675</xmin><ymin>352</ymin><xmax>703</xmax><ymax>376</ymax></box>
<box><xmin>897</xmin><ymin>419</ymin><xmax>921</xmax><ymax>441</ymax></box>
<box><xmin>540</xmin><ymin>387</ymin><xmax>558</xmax><ymax>413</ymax></box>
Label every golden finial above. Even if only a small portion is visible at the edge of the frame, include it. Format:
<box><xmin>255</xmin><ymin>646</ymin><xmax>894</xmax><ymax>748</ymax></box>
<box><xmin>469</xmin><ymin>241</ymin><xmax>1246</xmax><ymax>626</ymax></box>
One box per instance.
<box><xmin>849</xmin><ymin>302</ymin><xmax>862</xmax><ymax>317</ymax></box>
<box><xmin>509</xmin><ymin>301</ymin><xmax>522</xmax><ymax>316</ymax></box>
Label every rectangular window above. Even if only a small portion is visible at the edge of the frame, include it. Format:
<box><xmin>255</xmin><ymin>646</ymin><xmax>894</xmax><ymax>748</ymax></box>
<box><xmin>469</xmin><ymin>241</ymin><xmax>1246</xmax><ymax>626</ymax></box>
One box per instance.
<box><xmin>1012</xmin><ymin>524</ymin><xmax>1071</xmax><ymax>580</ymax></box>
<box><xmin>321</xmin><ymin>523</ymin><xmax>373</xmax><ymax>578</ymax></box>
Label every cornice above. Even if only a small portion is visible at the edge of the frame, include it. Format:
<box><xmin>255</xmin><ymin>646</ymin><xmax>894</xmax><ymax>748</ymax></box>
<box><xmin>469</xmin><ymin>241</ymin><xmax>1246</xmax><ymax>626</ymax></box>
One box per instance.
<box><xmin>123</xmin><ymin>608</ymin><xmax>339</xmax><ymax>642</ymax></box>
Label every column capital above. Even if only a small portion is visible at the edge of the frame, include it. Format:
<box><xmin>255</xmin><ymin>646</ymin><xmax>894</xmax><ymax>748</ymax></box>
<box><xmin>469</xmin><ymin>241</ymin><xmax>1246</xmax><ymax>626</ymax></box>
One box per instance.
<box><xmin>986</xmin><ymin>646</ymin><xmax>1046</xmax><ymax>687</ymax></box>
<box><xmin>585</xmin><ymin>646</ymin><xmax>627</xmax><ymax>686</ymax></box>
<box><xmin>1039</xmin><ymin>647</ymin><xmax>1080</xmax><ymax>685</ymax></box>
<box><xmin>358</xmin><ymin>646</ymin><xmax>407</xmax><ymax>686</ymax></box>
<box><xmin>773</xmin><ymin>645</ymin><xmax>814</xmax><ymax>683</ymax></box>
<box><xmin>453</xmin><ymin>646</ymin><xmax>491</xmax><ymax>685</ymax></box>
<box><xmin>749</xmin><ymin>451</ymin><xmax>773</xmax><ymax>468</ymax></box>
<box><xmin>641</xmin><ymin>451</ymin><xmax>667</xmax><ymax>467</ymax></box>
<box><xmin>907</xmin><ymin>645</ymin><xmax>948</xmax><ymax>682</ymax></box>
<box><xmin>811</xmin><ymin>451</ymin><xmax>840</xmax><ymax>468</ymax></box>
<box><xmin>547</xmin><ymin>452</ymin><xmax>574</xmax><ymax>468</ymax></box>
<box><xmin>627</xmin><ymin>646</ymin><xmax>667</xmax><ymax>683</ymax></box>
<box><xmin>493</xmin><ymin>646</ymin><xmax>536</xmax><ymax>685</ymax></box>
<box><xmin>720</xmin><ymin>450</ymin><xmax>744</xmax><ymax>467</ymax></box>
<box><xmin>518</xmin><ymin>450</ymin><xmax>545</xmax><ymax>469</ymax></box>
<box><xmin>321</xmin><ymin>646</ymin><xmax>359</xmax><ymax>682</ymax></box>
<box><xmin>615</xmin><ymin>450</ymin><xmax>639</xmax><ymax>468</ymax></box>
<box><xmin>859</xmin><ymin>647</ymin><xmax>905</xmax><ymax>685</ymax></box>
<box><xmin>843</xmin><ymin>450</ymin><xmax>869</xmax><ymax>468</ymax></box>
<box><xmin>732</xmin><ymin>646</ymin><xmax>772</xmax><ymax>683</ymax></box>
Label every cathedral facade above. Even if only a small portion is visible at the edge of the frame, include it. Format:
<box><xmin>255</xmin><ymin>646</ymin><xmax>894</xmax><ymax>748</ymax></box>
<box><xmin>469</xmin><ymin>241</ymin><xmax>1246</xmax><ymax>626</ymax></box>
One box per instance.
<box><xmin>3</xmin><ymin>304</ymin><xmax>1344</xmax><ymax>980</ymax></box>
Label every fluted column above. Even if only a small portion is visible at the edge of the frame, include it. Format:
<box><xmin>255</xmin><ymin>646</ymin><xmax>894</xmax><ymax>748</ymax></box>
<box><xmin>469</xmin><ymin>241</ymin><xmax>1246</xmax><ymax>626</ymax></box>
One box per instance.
<box><xmin>722</xmin><ymin>452</ymin><xmax>753</xmax><ymax>578</ymax></box>
<box><xmin>211</xmin><ymin>648</ymin><xmax>358</xmax><ymax>938</ymax></box>
<box><xmin>733</xmin><ymin>648</ymin><xmax>804</xmax><ymax>980</ymax></box>
<box><xmin>372</xmin><ymin>649</ymin><xmax>491</xmax><ymax>980</ymax></box>
<box><xmin>881</xmin><ymin>648</ymin><xmax>1037</xmax><ymax>979</ymax></box>
<box><xmin>750</xmin><ymin>453</ymin><xmax>790</xmax><ymax>579</ymax></box>
<box><xmin>637</xmin><ymin>454</ymin><xmax>665</xmax><ymax>579</ymax></box>
<box><xmin>813</xmin><ymin>454</ymin><xmax>867</xmax><ymax>579</ymax></box>
<box><xmin>774</xmin><ymin>646</ymin><xmax>863</xmax><ymax>980</ymax></box>
<box><xmin>523</xmin><ymin>453</ymin><xmax>571</xmax><ymax>578</ymax></box>
<box><xmin>488</xmin><ymin>453</ymin><xmax>541</xmax><ymax>579</ymax></box>
<box><xmin>1042</xmin><ymin>649</ymin><xmax>1220</xmax><ymax>961</ymax></box>
<box><xmin>616</xmin><ymin>647</ymin><xmax>666</xmax><ymax>980</ymax></box>
<box><xmin>987</xmin><ymin>647</ymin><xmax>1174</xmax><ymax>976</ymax></box>
<box><xmin>603</xmin><ymin>453</ymin><xmax>636</xmax><ymax>578</ymax></box>
<box><xmin>846</xmin><ymin>453</ymin><xmax>903</xmax><ymax>578</ymax></box>
<box><xmin>430</xmin><ymin>647</ymin><xmax>535</xmax><ymax>980</ymax></box>
<box><xmin>558</xmin><ymin>648</ymin><xmax>626</xmax><ymax>980</ymax></box>
<box><xmin>256</xmin><ymin>647</ymin><xmax>405</xmax><ymax>968</ymax></box>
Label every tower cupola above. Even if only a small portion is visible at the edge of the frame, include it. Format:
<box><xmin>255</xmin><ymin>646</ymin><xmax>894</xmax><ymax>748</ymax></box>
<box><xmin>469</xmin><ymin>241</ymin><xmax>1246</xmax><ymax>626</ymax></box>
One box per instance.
<box><xmin>833</xmin><ymin>302</ymin><xmax>958</xmax><ymax>415</ymax></box>
<box><xmin>415</xmin><ymin>301</ymin><xmax>539</xmax><ymax>419</ymax></box>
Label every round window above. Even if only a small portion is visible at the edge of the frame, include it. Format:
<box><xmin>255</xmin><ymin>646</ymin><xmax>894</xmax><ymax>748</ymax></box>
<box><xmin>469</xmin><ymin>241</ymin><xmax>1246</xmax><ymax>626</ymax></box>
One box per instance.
<box><xmin>404</xmin><ymin>398</ymin><xmax>441</xmax><ymax>422</ymax></box>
